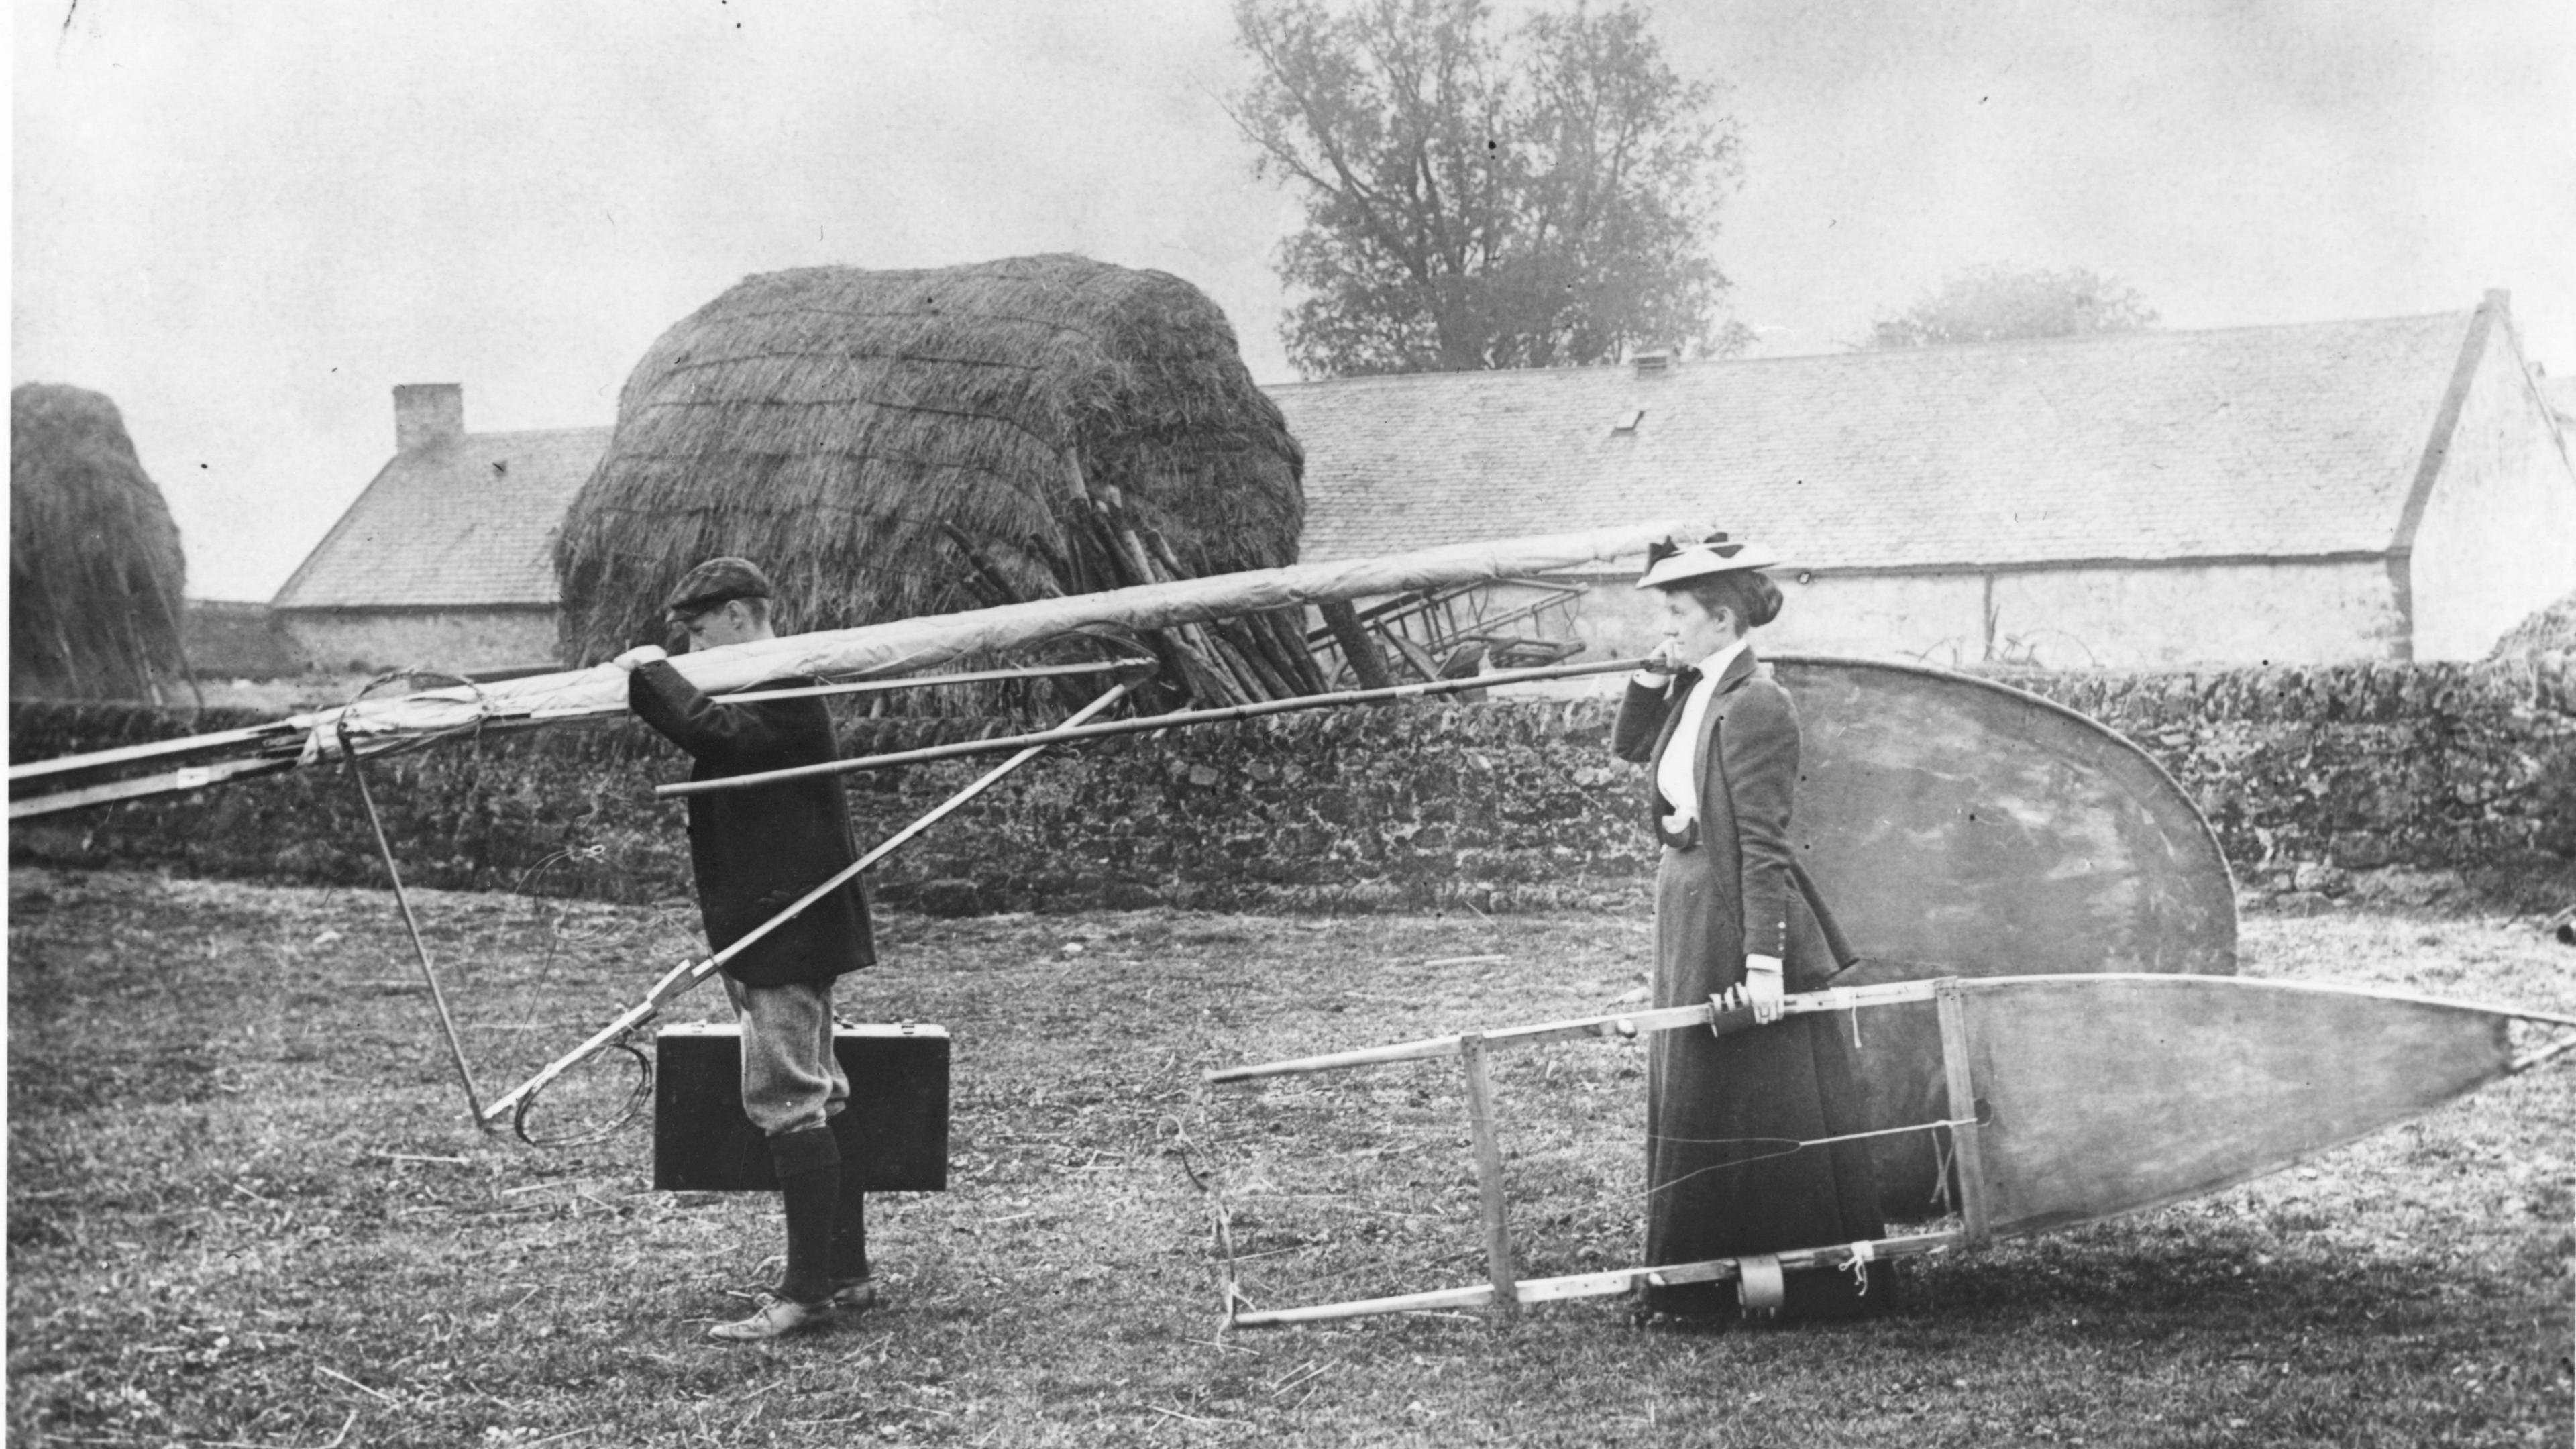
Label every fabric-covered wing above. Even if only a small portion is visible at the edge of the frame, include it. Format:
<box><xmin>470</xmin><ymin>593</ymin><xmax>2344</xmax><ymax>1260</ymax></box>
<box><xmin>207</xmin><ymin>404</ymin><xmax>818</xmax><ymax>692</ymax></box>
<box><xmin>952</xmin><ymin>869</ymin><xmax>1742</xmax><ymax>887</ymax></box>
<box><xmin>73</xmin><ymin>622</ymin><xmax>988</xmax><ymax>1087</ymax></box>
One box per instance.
<box><xmin>1954</xmin><ymin>975</ymin><xmax>2516</xmax><ymax>1236</ymax></box>
<box><xmin>1772</xmin><ymin>657</ymin><xmax>2238</xmax><ymax>1218</ymax></box>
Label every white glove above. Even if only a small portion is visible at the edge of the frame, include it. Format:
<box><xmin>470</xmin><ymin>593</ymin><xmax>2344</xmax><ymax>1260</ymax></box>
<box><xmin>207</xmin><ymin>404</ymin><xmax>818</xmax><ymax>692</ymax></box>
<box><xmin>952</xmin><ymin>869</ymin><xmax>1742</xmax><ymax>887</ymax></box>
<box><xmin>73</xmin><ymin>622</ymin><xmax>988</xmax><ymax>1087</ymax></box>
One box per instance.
<box><xmin>1633</xmin><ymin>637</ymin><xmax>1688</xmax><ymax>688</ymax></box>
<box><xmin>610</xmin><ymin>644</ymin><xmax>668</xmax><ymax>672</ymax></box>
<box><xmin>1742</xmin><ymin>955</ymin><xmax>1785</xmax><ymax>1024</ymax></box>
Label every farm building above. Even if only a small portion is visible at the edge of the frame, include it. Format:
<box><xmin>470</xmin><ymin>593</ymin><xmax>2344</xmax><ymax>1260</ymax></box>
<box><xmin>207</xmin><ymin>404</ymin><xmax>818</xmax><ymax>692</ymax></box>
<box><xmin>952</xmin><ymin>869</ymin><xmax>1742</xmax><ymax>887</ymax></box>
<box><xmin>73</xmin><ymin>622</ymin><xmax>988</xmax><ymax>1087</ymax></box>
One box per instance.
<box><xmin>1274</xmin><ymin>291</ymin><xmax>2576</xmax><ymax>670</ymax></box>
<box><xmin>180</xmin><ymin>600</ymin><xmax>308</xmax><ymax>678</ymax></box>
<box><xmin>274</xmin><ymin>292</ymin><xmax>2575</xmax><ymax>676</ymax></box>
<box><xmin>270</xmin><ymin>385</ymin><xmax>603</xmax><ymax>673</ymax></box>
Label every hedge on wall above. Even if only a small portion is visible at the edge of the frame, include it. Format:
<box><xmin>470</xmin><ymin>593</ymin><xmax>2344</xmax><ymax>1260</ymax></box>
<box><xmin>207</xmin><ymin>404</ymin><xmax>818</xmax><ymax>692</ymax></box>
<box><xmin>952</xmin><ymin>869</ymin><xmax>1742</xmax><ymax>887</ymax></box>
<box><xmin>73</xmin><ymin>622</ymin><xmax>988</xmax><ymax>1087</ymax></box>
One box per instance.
<box><xmin>1990</xmin><ymin>656</ymin><xmax>2575</xmax><ymax>896</ymax></box>
<box><xmin>11</xmin><ymin>655</ymin><xmax>2571</xmax><ymax>914</ymax></box>
<box><xmin>5</xmin><ymin>696</ymin><xmax>1660</xmax><ymax>915</ymax></box>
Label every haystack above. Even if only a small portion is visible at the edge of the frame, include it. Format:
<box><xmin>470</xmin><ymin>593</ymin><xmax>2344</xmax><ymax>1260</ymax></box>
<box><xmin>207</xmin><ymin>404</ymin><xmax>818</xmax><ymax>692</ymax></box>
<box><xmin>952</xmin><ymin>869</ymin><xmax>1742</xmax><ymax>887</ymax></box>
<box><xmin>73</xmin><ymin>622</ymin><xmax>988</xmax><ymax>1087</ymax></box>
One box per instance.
<box><xmin>2489</xmin><ymin>589</ymin><xmax>2576</xmax><ymax>658</ymax></box>
<box><xmin>10</xmin><ymin>383</ymin><xmax>193</xmax><ymax>702</ymax></box>
<box><xmin>555</xmin><ymin>254</ymin><xmax>1316</xmax><ymax>710</ymax></box>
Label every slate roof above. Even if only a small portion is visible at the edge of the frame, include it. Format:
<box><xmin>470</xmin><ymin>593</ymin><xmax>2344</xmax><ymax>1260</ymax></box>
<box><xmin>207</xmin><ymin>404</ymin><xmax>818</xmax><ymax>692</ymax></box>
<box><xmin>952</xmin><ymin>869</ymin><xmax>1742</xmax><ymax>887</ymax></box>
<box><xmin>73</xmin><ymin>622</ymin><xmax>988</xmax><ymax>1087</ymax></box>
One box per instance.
<box><xmin>272</xmin><ymin>427</ymin><xmax>608</xmax><ymax>610</ymax></box>
<box><xmin>275</xmin><ymin>308</ymin><xmax>2502</xmax><ymax>610</ymax></box>
<box><xmin>1271</xmin><ymin>308</ymin><xmax>2486</xmax><ymax>570</ymax></box>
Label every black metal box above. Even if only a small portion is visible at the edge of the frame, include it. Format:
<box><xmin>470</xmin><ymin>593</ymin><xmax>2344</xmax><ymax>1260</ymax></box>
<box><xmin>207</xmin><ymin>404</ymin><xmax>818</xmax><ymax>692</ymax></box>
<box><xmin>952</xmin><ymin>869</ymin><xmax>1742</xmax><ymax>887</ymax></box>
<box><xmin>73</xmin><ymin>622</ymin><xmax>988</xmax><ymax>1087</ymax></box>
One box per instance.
<box><xmin>652</xmin><ymin>1022</ymin><xmax>949</xmax><ymax>1192</ymax></box>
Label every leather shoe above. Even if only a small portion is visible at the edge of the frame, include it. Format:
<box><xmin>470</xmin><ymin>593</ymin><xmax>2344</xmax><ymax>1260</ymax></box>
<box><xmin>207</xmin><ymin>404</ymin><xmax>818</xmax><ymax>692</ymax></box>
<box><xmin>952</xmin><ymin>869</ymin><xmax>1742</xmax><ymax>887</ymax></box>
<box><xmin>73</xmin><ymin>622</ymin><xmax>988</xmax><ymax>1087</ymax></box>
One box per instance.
<box><xmin>706</xmin><ymin>1293</ymin><xmax>831</xmax><ymax>1343</ymax></box>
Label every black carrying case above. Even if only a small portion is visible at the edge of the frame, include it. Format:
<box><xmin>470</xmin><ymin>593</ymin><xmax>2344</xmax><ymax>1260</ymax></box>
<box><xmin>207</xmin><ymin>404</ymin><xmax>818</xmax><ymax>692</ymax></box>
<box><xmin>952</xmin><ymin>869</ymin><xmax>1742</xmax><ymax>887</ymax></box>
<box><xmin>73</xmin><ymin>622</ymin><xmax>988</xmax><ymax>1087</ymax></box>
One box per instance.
<box><xmin>652</xmin><ymin>1022</ymin><xmax>949</xmax><ymax>1192</ymax></box>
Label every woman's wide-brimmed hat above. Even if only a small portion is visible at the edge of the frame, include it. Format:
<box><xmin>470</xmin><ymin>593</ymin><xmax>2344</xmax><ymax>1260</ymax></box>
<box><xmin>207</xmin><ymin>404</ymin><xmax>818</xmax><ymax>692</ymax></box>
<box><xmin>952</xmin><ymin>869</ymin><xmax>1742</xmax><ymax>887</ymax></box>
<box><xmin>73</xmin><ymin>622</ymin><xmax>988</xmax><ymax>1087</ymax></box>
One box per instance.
<box><xmin>1634</xmin><ymin>531</ymin><xmax>1781</xmax><ymax>590</ymax></box>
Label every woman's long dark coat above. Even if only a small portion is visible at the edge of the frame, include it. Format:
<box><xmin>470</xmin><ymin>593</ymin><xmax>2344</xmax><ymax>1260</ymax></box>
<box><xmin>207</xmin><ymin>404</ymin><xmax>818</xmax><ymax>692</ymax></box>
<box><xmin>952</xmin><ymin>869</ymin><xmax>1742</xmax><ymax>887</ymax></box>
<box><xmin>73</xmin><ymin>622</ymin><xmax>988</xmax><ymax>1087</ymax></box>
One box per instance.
<box><xmin>1613</xmin><ymin>647</ymin><xmax>1883</xmax><ymax>1318</ymax></box>
<box><xmin>629</xmin><ymin>661</ymin><xmax>875</xmax><ymax>989</ymax></box>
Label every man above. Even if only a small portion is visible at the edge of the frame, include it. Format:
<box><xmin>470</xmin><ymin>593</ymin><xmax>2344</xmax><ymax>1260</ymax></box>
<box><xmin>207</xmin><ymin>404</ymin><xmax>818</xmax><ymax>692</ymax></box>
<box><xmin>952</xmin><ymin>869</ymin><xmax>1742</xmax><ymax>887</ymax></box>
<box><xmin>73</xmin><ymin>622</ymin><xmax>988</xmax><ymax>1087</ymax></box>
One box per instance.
<box><xmin>612</xmin><ymin>557</ymin><xmax>878</xmax><ymax>1342</ymax></box>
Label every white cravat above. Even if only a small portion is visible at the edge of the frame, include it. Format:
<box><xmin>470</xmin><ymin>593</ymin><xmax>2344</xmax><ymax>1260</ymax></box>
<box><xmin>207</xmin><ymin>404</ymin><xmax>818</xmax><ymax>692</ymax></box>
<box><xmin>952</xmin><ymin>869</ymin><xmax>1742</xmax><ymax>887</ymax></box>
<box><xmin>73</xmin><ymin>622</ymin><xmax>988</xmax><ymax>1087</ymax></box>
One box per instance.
<box><xmin>1654</xmin><ymin>637</ymin><xmax>1749</xmax><ymax>830</ymax></box>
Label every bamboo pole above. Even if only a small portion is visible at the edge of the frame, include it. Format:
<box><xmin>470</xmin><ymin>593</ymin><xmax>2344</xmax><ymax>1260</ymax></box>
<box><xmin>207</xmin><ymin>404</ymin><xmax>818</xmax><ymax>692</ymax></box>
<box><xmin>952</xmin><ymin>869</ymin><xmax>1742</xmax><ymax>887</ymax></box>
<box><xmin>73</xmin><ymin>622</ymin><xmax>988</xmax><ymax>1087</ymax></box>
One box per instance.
<box><xmin>661</xmin><ymin>654</ymin><xmax>1668</xmax><ymax>798</ymax></box>
<box><xmin>342</xmin><ymin>724</ymin><xmax>492</xmax><ymax>1125</ymax></box>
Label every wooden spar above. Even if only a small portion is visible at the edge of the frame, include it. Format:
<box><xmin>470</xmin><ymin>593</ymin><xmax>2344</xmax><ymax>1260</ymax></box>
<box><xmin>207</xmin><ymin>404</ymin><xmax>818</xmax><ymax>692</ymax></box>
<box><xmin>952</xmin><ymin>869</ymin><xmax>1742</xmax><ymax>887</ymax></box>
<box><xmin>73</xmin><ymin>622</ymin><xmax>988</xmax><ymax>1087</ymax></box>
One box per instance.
<box><xmin>1227</xmin><ymin>1232</ymin><xmax>1963</xmax><ymax>1328</ymax></box>
<box><xmin>1205</xmin><ymin>981</ymin><xmax>1943</xmax><ymax>1084</ymax></box>
<box><xmin>9</xmin><ymin>720</ymin><xmax>289</xmax><ymax>782</ymax></box>
<box><xmin>716</xmin><ymin>656</ymin><xmax>1156</xmax><ymax>704</ymax></box>
<box><xmin>9</xmin><ymin>517</ymin><xmax>1708</xmax><ymax>814</ymax></box>
<box><xmin>5</xmin><ymin>659</ymin><xmax>1158</xmax><ymax>820</ymax></box>
<box><xmin>11</xmin><ymin>755</ymin><xmax>303</xmax><ymax>820</ymax></box>
<box><xmin>1458</xmin><ymin>1034</ymin><xmax>1517</xmax><ymax>1319</ymax></box>
<box><xmin>313</xmin><ymin>517</ymin><xmax>1709</xmax><ymax>733</ymax></box>
<box><xmin>478</xmin><ymin>683</ymin><xmax>1133</xmax><ymax>1136</ymax></box>
<box><xmin>1935</xmin><ymin>979</ymin><xmax>1994</xmax><ymax>1246</ymax></box>
<box><xmin>661</xmin><ymin>655</ymin><xmax>1666</xmax><ymax>798</ymax></box>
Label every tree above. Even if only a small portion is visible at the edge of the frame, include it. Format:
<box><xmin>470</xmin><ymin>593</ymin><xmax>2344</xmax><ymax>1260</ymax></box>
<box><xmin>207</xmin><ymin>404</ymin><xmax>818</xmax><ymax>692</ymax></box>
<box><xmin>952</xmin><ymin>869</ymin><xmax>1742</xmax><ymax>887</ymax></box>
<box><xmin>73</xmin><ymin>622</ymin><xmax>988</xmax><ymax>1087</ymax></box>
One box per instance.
<box><xmin>1229</xmin><ymin>0</ymin><xmax>1745</xmax><ymax>377</ymax></box>
<box><xmin>1869</xmin><ymin>265</ymin><xmax>2159</xmax><ymax>348</ymax></box>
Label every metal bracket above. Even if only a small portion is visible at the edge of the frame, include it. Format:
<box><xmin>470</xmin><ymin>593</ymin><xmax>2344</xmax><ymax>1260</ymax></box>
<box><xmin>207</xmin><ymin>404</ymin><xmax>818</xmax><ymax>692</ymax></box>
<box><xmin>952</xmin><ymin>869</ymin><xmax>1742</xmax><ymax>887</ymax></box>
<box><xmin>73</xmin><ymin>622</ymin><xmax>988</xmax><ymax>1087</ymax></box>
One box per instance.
<box><xmin>1737</xmin><ymin>1254</ymin><xmax>1786</xmax><ymax>1321</ymax></box>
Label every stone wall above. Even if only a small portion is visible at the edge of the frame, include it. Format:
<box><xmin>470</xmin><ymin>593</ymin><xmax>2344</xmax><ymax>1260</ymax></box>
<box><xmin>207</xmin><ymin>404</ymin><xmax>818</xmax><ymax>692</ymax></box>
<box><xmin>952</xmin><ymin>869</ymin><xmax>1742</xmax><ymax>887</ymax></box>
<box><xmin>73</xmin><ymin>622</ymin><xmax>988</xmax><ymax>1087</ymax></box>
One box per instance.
<box><xmin>12</xmin><ymin>656</ymin><xmax>2569</xmax><ymax>914</ymax></box>
<box><xmin>1994</xmin><ymin>655</ymin><xmax>2573</xmax><ymax>906</ymax></box>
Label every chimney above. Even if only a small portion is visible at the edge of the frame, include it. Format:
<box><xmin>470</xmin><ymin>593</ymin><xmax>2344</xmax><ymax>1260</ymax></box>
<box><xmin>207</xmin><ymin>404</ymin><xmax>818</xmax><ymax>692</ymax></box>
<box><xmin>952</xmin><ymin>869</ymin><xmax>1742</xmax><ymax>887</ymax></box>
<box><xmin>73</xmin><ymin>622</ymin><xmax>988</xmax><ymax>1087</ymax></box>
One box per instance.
<box><xmin>394</xmin><ymin>384</ymin><xmax>464</xmax><ymax>452</ymax></box>
<box><xmin>1632</xmin><ymin>349</ymin><xmax>1672</xmax><ymax>377</ymax></box>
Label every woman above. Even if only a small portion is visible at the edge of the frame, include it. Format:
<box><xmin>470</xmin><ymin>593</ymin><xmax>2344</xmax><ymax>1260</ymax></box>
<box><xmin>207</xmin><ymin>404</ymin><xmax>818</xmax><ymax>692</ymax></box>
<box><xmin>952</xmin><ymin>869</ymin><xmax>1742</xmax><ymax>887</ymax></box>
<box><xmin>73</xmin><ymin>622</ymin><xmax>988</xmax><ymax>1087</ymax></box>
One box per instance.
<box><xmin>1611</xmin><ymin>533</ymin><xmax>1884</xmax><ymax>1321</ymax></box>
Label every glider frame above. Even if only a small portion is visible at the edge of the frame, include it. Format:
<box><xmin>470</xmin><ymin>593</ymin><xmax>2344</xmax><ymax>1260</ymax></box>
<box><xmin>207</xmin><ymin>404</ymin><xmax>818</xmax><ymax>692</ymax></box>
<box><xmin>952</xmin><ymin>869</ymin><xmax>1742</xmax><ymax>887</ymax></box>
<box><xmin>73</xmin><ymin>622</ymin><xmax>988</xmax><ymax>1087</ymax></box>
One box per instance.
<box><xmin>1205</xmin><ymin>978</ymin><xmax>2575</xmax><ymax>1328</ymax></box>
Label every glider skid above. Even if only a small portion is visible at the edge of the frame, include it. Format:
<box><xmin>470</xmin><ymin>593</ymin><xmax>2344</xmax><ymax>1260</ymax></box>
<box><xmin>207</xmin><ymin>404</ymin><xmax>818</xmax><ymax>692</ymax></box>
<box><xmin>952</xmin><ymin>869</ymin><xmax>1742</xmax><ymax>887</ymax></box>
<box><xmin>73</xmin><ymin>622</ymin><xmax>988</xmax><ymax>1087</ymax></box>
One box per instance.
<box><xmin>1226</xmin><ymin>1231</ymin><xmax>1966</xmax><ymax>1329</ymax></box>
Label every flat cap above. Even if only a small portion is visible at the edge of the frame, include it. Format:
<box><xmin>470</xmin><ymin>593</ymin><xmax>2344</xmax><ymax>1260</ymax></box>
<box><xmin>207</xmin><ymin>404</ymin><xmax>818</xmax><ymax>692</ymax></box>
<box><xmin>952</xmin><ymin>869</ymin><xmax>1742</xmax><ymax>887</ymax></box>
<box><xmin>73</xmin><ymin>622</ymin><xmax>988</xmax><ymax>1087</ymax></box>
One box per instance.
<box><xmin>663</xmin><ymin>556</ymin><xmax>774</xmax><ymax>620</ymax></box>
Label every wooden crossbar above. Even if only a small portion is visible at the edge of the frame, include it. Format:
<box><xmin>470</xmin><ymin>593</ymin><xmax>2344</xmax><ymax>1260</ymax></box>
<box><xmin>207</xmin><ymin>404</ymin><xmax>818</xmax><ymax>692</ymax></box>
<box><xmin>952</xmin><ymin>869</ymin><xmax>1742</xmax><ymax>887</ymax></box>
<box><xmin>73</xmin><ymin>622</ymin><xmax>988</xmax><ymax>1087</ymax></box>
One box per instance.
<box><xmin>1458</xmin><ymin>1034</ymin><xmax>1516</xmax><ymax>1319</ymax></box>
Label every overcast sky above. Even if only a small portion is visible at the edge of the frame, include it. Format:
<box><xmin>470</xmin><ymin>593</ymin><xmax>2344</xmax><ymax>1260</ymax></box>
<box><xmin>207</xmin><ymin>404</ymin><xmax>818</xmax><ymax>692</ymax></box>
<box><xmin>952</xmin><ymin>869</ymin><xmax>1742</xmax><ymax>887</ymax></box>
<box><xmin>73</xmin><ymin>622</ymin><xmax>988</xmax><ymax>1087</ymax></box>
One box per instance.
<box><xmin>15</xmin><ymin>0</ymin><xmax>2573</xmax><ymax>600</ymax></box>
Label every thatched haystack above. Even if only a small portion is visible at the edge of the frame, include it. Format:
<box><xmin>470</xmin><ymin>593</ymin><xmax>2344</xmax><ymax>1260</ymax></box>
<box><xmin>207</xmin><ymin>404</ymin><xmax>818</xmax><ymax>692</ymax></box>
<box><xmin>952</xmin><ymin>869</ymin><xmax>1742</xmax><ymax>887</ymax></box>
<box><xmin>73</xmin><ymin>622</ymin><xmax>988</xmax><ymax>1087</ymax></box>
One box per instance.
<box><xmin>11</xmin><ymin>383</ymin><xmax>194</xmax><ymax>703</ymax></box>
<box><xmin>555</xmin><ymin>254</ymin><xmax>1317</xmax><ymax>710</ymax></box>
<box><xmin>2489</xmin><ymin>589</ymin><xmax>2576</xmax><ymax>658</ymax></box>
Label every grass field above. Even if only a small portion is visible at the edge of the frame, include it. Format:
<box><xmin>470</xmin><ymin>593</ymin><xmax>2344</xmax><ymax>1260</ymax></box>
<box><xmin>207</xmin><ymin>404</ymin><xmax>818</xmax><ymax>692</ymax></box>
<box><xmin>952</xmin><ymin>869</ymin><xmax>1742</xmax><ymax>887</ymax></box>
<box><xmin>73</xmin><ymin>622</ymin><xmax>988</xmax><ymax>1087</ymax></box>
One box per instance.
<box><xmin>8</xmin><ymin>867</ymin><xmax>2571</xmax><ymax>1447</ymax></box>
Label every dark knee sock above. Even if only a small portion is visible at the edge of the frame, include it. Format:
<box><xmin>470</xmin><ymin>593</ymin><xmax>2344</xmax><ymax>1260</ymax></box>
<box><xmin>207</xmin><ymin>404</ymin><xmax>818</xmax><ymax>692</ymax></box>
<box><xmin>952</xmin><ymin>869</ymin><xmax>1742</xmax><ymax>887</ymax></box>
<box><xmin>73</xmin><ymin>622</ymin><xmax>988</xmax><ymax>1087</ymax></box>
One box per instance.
<box><xmin>828</xmin><ymin>1110</ymin><xmax>869</xmax><ymax>1283</ymax></box>
<box><xmin>769</xmin><ymin>1125</ymin><xmax>840</xmax><ymax>1305</ymax></box>
<box><xmin>830</xmin><ymin>1185</ymin><xmax>868</xmax><ymax>1285</ymax></box>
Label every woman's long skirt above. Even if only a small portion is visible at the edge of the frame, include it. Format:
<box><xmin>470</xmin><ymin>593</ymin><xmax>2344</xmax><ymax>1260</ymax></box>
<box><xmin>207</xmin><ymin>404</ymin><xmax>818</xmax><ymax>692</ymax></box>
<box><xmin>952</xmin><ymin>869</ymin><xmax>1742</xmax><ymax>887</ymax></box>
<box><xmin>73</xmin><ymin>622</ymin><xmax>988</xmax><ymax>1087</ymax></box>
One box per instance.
<box><xmin>1645</xmin><ymin>843</ymin><xmax>1884</xmax><ymax>1318</ymax></box>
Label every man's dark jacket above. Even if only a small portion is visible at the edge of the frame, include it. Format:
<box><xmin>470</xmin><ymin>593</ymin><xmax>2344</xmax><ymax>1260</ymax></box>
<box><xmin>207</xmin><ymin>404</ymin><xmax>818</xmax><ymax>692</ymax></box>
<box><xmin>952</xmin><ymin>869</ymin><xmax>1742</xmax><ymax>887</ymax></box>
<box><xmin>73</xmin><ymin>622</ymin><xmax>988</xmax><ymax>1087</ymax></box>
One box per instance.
<box><xmin>629</xmin><ymin>661</ymin><xmax>875</xmax><ymax>987</ymax></box>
